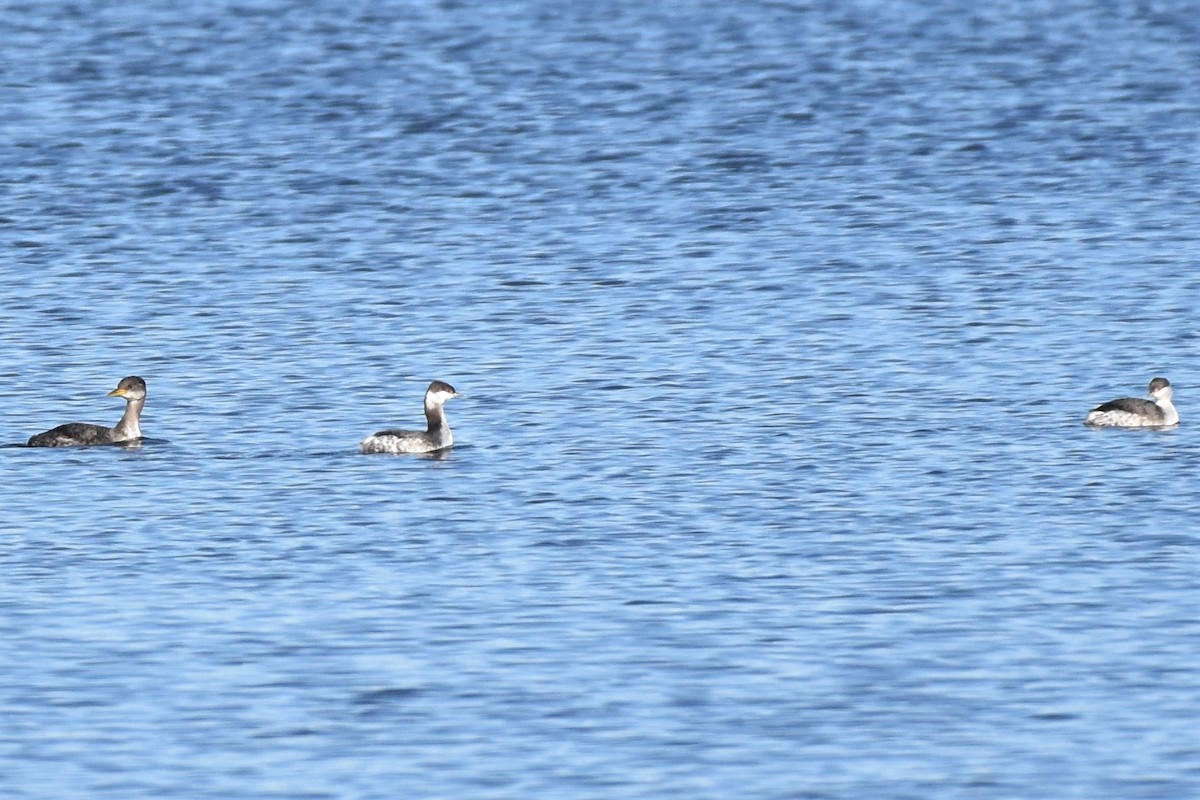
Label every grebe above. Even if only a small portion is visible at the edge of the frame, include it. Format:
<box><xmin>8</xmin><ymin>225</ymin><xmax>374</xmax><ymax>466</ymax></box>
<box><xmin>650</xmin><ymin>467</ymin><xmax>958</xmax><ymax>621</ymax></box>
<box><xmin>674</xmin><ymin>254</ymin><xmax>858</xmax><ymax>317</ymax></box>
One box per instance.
<box><xmin>1085</xmin><ymin>377</ymin><xmax>1178</xmax><ymax>427</ymax></box>
<box><xmin>360</xmin><ymin>380</ymin><xmax>460</xmax><ymax>454</ymax></box>
<box><xmin>27</xmin><ymin>376</ymin><xmax>148</xmax><ymax>447</ymax></box>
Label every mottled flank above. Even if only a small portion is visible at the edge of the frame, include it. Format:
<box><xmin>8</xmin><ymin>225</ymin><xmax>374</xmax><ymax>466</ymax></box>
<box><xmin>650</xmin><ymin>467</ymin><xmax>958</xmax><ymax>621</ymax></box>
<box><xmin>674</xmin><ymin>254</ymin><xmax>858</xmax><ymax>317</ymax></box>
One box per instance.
<box><xmin>27</xmin><ymin>376</ymin><xmax>148</xmax><ymax>447</ymax></box>
<box><xmin>360</xmin><ymin>380</ymin><xmax>459</xmax><ymax>455</ymax></box>
<box><xmin>360</xmin><ymin>428</ymin><xmax>451</xmax><ymax>455</ymax></box>
<box><xmin>1085</xmin><ymin>377</ymin><xmax>1178</xmax><ymax>427</ymax></box>
<box><xmin>28</xmin><ymin>422</ymin><xmax>123</xmax><ymax>447</ymax></box>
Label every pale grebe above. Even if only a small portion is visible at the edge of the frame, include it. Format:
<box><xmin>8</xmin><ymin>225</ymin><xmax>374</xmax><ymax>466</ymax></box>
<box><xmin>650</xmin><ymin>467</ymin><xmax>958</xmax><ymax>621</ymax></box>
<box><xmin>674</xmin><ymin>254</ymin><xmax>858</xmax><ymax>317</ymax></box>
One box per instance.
<box><xmin>27</xmin><ymin>376</ymin><xmax>148</xmax><ymax>447</ymax></box>
<box><xmin>360</xmin><ymin>380</ymin><xmax>460</xmax><ymax>454</ymax></box>
<box><xmin>1085</xmin><ymin>377</ymin><xmax>1178</xmax><ymax>427</ymax></box>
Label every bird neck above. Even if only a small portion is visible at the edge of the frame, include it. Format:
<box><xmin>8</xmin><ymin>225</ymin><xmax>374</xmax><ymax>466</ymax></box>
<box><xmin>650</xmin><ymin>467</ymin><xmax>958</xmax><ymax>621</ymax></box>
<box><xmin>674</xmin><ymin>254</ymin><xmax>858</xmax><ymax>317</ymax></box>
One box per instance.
<box><xmin>425</xmin><ymin>401</ymin><xmax>448</xmax><ymax>433</ymax></box>
<box><xmin>113</xmin><ymin>397</ymin><xmax>144</xmax><ymax>440</ymax></box>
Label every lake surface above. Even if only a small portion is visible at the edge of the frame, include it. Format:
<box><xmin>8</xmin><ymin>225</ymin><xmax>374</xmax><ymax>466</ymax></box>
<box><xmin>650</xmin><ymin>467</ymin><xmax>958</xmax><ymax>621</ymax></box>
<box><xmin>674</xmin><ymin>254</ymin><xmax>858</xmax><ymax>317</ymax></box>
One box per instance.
<box><xmin>2</xmin><ymin>1</ymin><xmax>1199</xmax><ymax>797</ymax></box>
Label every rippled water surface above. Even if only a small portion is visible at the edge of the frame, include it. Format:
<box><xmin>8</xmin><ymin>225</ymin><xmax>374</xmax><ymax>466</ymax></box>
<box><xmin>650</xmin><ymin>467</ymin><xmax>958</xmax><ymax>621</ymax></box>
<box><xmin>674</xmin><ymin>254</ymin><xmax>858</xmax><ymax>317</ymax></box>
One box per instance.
<box><xmin>3</xmin><ymin>1</ymin><xmax>1200</xmax><ymax>798</ymax></box>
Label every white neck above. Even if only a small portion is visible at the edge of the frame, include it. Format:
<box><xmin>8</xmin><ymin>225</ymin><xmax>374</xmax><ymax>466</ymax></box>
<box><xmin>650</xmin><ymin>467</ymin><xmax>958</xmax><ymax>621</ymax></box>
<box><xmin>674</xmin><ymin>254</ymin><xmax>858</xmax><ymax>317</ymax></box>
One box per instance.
<box><xmin>1155</xmin><ymin>395</ymin><xmax>1179</xmax><ymax>425</ymax></box>
<box><xmin>113</xmin><ymin>397</ymin><xmax>144</xmax><ymax>440</ymax></box>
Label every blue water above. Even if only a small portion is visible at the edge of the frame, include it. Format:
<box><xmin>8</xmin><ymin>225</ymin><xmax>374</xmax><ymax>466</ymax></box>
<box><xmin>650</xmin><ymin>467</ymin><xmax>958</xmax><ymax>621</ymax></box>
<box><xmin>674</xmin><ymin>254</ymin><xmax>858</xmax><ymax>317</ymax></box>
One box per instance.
<box><xmin>2</xmin><ymin>1</ymin><xmax>1200</xmax><ymax>797</ymax></box>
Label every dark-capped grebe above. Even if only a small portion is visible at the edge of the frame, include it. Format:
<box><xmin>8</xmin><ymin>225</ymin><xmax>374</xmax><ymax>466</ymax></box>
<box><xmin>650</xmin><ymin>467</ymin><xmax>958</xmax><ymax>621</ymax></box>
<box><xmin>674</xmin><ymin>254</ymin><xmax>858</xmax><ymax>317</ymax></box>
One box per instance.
<box><xmin>360</xmin><ymin>380</ymin><xmax>460</xmax><ymax>454</ymax></box>
<box><xmin>27</xmin><ymin>376</ymin><xmax>148</xmax><ymax>447</ymax></box>
<box><xmin>1085</xmin><ymin>377</ymin><xmax>1178</xmax><ymax>427</ymax></box>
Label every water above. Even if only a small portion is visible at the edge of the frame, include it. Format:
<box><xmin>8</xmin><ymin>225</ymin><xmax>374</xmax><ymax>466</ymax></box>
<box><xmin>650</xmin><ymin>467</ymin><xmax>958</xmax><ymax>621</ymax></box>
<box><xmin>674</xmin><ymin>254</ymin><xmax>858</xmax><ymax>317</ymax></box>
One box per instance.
<box><xmin>2</xmin><ymin>0</ymin><xmax>1199</xmax><ymax>797</ymax></box>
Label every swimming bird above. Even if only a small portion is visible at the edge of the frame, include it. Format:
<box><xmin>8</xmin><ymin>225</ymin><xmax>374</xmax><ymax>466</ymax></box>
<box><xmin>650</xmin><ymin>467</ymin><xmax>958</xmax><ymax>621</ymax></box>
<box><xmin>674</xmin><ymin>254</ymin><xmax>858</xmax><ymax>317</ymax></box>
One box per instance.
<box><xmin>27</xmin><ymin>376</ymin><xmax>148</xmax><ymax>447</ymax></box>
<box><xmin>360</xmin><ymin>380</ymin><xmax>460</xmax><ymax>454</ymax></box>
<box><xmin>1084</xmin><ymin>377</ymin><xmax>1178</xmax><ymax>427</ymax></box>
